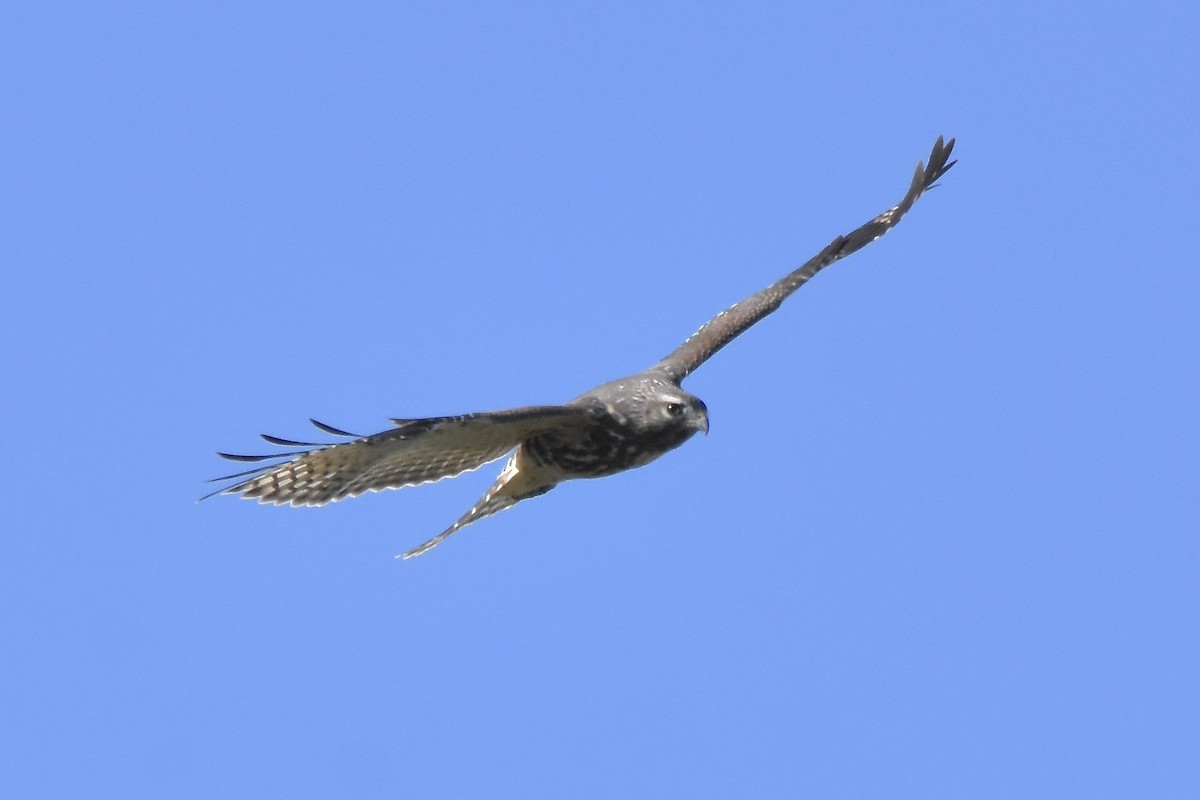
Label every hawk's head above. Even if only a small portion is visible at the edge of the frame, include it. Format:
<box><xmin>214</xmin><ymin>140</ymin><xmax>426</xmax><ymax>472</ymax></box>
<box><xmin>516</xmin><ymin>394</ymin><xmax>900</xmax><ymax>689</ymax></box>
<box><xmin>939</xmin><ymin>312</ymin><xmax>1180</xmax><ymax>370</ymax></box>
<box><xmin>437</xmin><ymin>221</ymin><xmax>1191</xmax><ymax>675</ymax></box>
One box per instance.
<box><xmin>583</xmin><ymin>373</ymin><xmax>708</xmax><ymax>445</ymax></box>
<box><xmin>623</xmin><ymin>380</ymin><xmax>709</xmax><ymax>469</ymax></box>
<box><xmin>647</xmin><ymin>387</ymin><xmax>709</xmax><ymax>437</ymax></box>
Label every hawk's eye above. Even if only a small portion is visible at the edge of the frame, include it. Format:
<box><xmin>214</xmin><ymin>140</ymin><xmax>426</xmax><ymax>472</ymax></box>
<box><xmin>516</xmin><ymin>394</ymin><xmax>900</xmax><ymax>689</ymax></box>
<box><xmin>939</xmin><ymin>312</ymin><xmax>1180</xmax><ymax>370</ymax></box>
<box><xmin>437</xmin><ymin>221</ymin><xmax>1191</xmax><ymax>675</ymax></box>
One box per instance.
<box><xmin>665</xmin><ymin>402</ymin><xmax>684</xmax><ymax>417</ymax></box>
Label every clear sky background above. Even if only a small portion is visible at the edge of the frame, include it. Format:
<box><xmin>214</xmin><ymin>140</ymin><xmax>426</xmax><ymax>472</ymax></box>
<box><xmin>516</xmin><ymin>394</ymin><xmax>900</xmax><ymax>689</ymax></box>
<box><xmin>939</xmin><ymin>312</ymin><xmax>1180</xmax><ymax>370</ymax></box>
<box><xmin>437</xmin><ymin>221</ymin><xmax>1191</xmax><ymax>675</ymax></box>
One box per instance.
<box><xmin>3</xmin><ymin>2</ymin><xmax>1197</xmax><ymax>797</ymax></box>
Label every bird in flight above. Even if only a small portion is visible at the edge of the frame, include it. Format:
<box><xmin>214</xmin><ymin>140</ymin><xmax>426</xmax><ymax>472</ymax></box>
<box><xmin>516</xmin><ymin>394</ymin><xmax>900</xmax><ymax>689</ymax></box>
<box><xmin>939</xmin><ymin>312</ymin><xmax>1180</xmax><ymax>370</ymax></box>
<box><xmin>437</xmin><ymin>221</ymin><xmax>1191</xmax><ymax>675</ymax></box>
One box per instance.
<box><xmin>205</xmin><ymin>136</ymin><xmax>956</xmax><ymax>558</ymax></box>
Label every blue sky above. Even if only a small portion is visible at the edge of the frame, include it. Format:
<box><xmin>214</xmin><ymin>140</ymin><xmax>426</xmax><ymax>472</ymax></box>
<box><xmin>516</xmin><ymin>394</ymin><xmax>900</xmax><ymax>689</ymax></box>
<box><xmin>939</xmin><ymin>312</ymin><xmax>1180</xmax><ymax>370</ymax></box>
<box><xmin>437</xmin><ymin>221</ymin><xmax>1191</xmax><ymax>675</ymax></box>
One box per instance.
<box><xmin>3</xmin><ymin>2</ymin><xmax>1197</xmax><ymax>797</ymax></box>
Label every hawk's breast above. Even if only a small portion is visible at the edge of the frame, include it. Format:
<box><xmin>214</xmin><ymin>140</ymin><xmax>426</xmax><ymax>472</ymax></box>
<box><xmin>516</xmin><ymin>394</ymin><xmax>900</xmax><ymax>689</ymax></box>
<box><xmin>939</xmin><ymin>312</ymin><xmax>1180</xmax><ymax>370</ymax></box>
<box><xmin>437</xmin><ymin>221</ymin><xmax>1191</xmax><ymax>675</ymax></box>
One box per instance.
<box><xmin>524</xmin><ymin>417</ymin><xmax>694</xmax><ymax>479</ymax></box>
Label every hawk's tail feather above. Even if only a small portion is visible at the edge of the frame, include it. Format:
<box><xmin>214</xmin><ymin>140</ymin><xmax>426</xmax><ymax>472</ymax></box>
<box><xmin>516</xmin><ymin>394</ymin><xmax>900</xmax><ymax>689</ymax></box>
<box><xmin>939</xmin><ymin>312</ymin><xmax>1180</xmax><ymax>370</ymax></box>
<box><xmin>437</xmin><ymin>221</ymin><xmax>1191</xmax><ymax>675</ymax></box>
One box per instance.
<box><xmin>399</xmin><ymin>450</ymin><xmax>556</xmax><ymax>559</ymax></box>
<box><xmin>398</xmin><ymin>491</ymin><xmax>521</xmax><ymax>559</ymax></box>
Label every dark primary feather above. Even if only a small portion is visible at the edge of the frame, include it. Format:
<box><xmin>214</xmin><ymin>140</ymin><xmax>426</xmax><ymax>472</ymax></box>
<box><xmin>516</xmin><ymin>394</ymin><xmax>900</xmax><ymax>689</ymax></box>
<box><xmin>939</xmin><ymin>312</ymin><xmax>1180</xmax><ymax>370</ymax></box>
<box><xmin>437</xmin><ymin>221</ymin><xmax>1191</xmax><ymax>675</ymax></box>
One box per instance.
<box><xmin>653</xmin><ymin>136</ymin><xmax>956</xmax><ymax>382</ymax></box>
<box><xmin>214</xmin><ymin>452</ymin><xmax>287</xmax><ymax>464</ymax></box>
<box><xmin>302</xmin><ymin>419</ymin><xmax>357</xmax><ymax>438</ymax></box>
<box><xmin>260</xmin><ymin>434</ymin><xmax>325</xmax><ymax>447</ymax></box>
<box><xmin>309</xmin><ymin>418</ymin><xmax>362</xmax><ymax>438</ymax></box>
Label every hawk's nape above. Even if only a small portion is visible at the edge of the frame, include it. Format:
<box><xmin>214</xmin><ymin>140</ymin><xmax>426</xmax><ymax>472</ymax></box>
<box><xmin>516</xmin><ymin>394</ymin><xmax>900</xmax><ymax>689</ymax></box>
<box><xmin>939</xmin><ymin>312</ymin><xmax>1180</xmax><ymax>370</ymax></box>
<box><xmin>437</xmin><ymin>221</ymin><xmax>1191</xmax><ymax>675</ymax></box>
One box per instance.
<box><xmin>206</xmin><ymin>135</ymin><xmax>957</xmax><ymax>558</ymax></box>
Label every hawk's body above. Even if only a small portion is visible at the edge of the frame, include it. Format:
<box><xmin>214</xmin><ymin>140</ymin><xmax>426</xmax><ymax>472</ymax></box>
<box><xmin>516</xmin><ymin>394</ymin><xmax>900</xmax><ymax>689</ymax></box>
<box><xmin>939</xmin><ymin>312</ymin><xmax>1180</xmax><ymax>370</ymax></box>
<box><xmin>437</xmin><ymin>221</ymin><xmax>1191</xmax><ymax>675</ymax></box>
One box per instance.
<box><xmin>206</xmin><ymin>137</ymin><xmax>956</xmax><ymax>557</ymax></box>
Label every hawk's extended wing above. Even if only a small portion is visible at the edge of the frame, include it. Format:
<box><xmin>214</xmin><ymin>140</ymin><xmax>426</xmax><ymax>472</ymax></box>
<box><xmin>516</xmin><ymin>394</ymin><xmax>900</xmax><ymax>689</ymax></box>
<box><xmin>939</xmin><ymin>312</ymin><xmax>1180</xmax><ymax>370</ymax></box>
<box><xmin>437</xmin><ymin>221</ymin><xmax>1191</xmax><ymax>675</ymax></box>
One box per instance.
<box><xmin>652</xmin><ymin>136</ymin><xmax>956</xmax><ymax>383</ymax></box>
<box><xmin>203</xmin><ymin>406</ymin><xmax>596</xmax><ymax>506</ymax></box>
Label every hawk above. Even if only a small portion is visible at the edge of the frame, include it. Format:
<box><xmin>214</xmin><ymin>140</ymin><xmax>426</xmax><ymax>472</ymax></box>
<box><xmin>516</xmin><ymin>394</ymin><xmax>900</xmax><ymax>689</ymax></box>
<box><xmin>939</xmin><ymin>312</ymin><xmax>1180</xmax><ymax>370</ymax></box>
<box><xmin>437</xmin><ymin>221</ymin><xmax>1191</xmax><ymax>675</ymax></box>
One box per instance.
<box><xmin>206</xmin><ymin>136</ymin><xmax>956</xmax><ymax>558</ymax></box>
